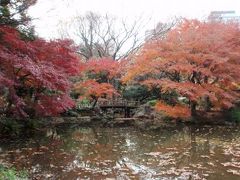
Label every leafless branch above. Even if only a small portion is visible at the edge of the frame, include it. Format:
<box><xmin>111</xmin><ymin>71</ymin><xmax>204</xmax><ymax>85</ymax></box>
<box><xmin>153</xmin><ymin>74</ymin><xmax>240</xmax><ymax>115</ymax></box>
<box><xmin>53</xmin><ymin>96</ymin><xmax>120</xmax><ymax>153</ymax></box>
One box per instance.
<box><xmin>57</xmin><ymin>11</ymin><xmax>149</xmax><ymax>61</ymax></box>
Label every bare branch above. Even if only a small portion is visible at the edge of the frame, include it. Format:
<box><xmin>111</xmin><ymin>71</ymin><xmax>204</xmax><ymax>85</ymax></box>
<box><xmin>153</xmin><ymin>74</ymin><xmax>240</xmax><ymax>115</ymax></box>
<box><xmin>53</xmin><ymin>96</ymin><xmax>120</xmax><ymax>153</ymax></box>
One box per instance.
<box><xmin>57</xmin><ymin>11</ymin><xmax>149</xmax><ymax>61</ymax></box>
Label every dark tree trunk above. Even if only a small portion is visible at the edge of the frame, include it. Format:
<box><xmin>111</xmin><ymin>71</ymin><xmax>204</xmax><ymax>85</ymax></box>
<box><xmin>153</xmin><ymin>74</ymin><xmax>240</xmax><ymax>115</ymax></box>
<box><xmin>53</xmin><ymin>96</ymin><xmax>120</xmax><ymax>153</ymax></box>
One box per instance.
<box><xmin>190</xmin><ymin>101</ymin><xmax>197</xmax><ymax>116</ymax></box>
<box><xmin>203</xmin><ymin>95</ymin><xmax>211</xmax><ymax>112</ymax></box>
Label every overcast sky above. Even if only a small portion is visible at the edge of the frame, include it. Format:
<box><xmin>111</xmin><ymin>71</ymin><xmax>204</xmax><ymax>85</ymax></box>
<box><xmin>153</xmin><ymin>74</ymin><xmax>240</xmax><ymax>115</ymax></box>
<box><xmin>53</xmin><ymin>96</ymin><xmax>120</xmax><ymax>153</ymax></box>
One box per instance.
<box><xmin>28</xmin><ymin>0</ymin><xmax>240</xmax><ymax>39</ymax></box>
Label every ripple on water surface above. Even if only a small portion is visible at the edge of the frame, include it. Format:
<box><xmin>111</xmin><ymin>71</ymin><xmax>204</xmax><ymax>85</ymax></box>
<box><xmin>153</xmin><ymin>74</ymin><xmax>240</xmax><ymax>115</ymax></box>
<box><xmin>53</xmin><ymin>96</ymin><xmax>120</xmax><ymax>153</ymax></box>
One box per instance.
<box><xmin>0</xmin><ymin>126</ymin><xmax>240</xmax><ymax>179</ymax></box>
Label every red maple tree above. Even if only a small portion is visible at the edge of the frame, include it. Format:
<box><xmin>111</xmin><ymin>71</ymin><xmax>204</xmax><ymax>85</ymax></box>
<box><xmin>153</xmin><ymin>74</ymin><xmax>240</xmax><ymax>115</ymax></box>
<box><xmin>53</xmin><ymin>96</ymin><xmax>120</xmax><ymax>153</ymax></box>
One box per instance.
<box><xmin>0</xmin><ymin>26</ymin><xmax>81</xmax><ymax>117</ymax></box>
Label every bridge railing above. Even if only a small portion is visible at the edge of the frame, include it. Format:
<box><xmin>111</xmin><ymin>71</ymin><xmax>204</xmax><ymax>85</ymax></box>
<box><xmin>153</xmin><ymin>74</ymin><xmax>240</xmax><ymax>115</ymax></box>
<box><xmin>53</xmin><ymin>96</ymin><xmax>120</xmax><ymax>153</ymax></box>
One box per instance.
<box><xmin>76</xmin><ymin>99</ymin><xmax>140</xmax><ymax>109</ymax></box>
<box><xmin>98</xmin><ymin>99</ymin><xmax>140</xmax><ymax>107</ymax></box>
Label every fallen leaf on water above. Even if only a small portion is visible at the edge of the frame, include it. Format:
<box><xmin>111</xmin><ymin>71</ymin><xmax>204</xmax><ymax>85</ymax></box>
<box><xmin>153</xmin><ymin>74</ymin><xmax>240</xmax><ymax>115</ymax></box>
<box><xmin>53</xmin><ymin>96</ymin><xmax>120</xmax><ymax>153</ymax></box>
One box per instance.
<box><xmin>227</xmin><ymin>169</ymin><xmax>240</xmax><ymax>175</ymax></box>
<box><xmin>32</xmin><ymin>151</ymin><xmax>45</xmax><ymax>155</ymax></box>
<box><xmin>222</xmin><ymin>162</ymin><xmax>240</xmax><ymax>168</ymax></box>
<box><xmin>144</xmin><ymin>152</ymin><xmax>162</xmax><ymax>157</ymax></box>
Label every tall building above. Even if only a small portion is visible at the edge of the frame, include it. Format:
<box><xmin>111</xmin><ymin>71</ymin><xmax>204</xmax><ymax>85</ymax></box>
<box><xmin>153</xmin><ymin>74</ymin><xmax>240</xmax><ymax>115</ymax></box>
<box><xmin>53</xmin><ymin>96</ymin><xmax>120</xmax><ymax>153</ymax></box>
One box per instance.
<box><xmin>208</xmin><ymin>11</ymin><xmax>240</xmax><ymax>22</ymax></box>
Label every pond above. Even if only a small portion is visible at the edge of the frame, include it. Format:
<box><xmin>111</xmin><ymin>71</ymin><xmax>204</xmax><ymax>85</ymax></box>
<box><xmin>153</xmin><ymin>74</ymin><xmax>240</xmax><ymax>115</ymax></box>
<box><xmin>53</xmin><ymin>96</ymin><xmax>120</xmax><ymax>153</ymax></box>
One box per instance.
<box><xmin>0</xmin><ymin>125</ymin><xmax>240</xmax><ymax>179</ymax></box>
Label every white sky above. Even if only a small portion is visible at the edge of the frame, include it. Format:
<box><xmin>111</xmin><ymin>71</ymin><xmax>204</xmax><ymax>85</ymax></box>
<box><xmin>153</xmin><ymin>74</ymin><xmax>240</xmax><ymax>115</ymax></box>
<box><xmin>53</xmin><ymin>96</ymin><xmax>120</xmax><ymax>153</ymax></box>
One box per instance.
<box><xmin>28</xmin><ymin>0</ymin><xmax>240</xmax><ymax>39</ymax></box>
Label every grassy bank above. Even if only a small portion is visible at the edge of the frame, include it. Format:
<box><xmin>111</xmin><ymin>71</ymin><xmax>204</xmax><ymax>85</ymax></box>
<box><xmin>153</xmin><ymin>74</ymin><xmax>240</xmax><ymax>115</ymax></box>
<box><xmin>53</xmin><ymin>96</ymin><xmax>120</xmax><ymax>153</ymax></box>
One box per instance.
<box><xmin>0</xmin><ymin>165</ymin><xmax>28</xmax><ymax>180</ymax></box>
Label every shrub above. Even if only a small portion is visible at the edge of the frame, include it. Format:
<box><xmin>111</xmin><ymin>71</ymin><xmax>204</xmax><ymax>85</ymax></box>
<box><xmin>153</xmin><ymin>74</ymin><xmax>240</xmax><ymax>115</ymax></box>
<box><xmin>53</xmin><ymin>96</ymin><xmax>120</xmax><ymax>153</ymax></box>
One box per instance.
<box><xmin>230</xmin><ymin>107</ymin><xmax>240</xmax><ymax>122</ymax></box>
<box><xmin>0</xmin><ymin>165</ymin><xmax>28</xmax><ymax>180</ymax></box>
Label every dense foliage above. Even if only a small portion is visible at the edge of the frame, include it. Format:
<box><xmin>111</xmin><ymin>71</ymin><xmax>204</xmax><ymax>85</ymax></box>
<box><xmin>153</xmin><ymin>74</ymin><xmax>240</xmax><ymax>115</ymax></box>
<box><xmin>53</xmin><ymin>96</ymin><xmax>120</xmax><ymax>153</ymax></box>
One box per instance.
<box><xmin>123</xmin><ymin>20</ymin><xmax>240</xmax><ymax>118</ymax></box>
<box><xmin>73</xmin><ymin>58</ymin><xmax>120</xmax><ymax>107</ymax></box>
<box><xmin>1</xmin><ymin>7</ymin><xmax>239</xmax><ymax>121</ymax></box>
<box><xmin>0</xmin><ymin>26</ymin><xmax>80</xmax><ymax>117</ymax></box>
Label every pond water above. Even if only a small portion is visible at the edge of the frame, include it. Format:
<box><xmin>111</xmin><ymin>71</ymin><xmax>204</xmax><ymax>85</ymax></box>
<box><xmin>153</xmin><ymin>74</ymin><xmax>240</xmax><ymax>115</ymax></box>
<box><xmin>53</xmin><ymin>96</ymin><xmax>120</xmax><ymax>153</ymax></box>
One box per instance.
<box><xmin>0</xmin><ymin>125</ymin><xmax>240</xmax><ymax>179</ymax></box>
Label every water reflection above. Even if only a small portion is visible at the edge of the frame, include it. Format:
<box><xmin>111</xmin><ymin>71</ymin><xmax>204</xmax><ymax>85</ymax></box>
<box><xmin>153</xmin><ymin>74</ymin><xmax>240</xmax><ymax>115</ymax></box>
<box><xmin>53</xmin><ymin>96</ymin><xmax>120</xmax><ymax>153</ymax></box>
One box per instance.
<box><xmin>0</xmin><ymin>126</ymin><xmax>240</xmax><ymax>179</ymax></box>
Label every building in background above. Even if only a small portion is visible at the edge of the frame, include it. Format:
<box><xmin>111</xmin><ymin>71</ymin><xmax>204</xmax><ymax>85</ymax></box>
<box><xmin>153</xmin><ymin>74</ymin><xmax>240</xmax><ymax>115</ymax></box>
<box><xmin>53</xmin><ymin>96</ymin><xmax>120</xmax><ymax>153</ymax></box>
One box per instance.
<box><xmin>208</xmin><ymin>11</ymin><xmax>240</xmax><ymax>22</ymax></box>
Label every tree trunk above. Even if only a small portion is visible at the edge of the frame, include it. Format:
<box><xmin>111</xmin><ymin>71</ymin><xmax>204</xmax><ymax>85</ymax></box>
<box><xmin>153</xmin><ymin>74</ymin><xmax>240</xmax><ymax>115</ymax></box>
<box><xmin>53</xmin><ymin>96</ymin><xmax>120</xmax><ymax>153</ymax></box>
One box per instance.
<box><xmin>190</xmin><ymin>101</ymin><xmax>197</xmax><ymax>116</ymax></box>
<box><xmin>203</xmin><ymin>95</ymin><xmax>211</xmax><ymax>112</ymax></box>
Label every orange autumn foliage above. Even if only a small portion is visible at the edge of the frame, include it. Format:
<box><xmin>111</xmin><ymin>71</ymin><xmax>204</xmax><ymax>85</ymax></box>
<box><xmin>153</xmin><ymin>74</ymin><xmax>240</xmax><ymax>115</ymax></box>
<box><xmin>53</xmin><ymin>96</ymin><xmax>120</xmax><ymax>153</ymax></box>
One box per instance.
<box><xmin>74</xmin><ymin>58</ymin><xmax>121</xmax><ymax>102</ymax></box>
<box><xmin>81</xmin><ymin>58</ymin><xmax>120</xmax><ymax>79</ymax></box>
<box><xmin>74</xmin><ymin>80</ymin><xmax>119</xmax><ymax>100</ymax></box>
<box><xmin>155</xmin><ymin>101</ymin><xmax>191</xmax><ymax>119</ymax></box>
<box><xmin>123</xmin><ymin>19</ymin><xmax>240</xmax><ymax>115</ymax></box>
